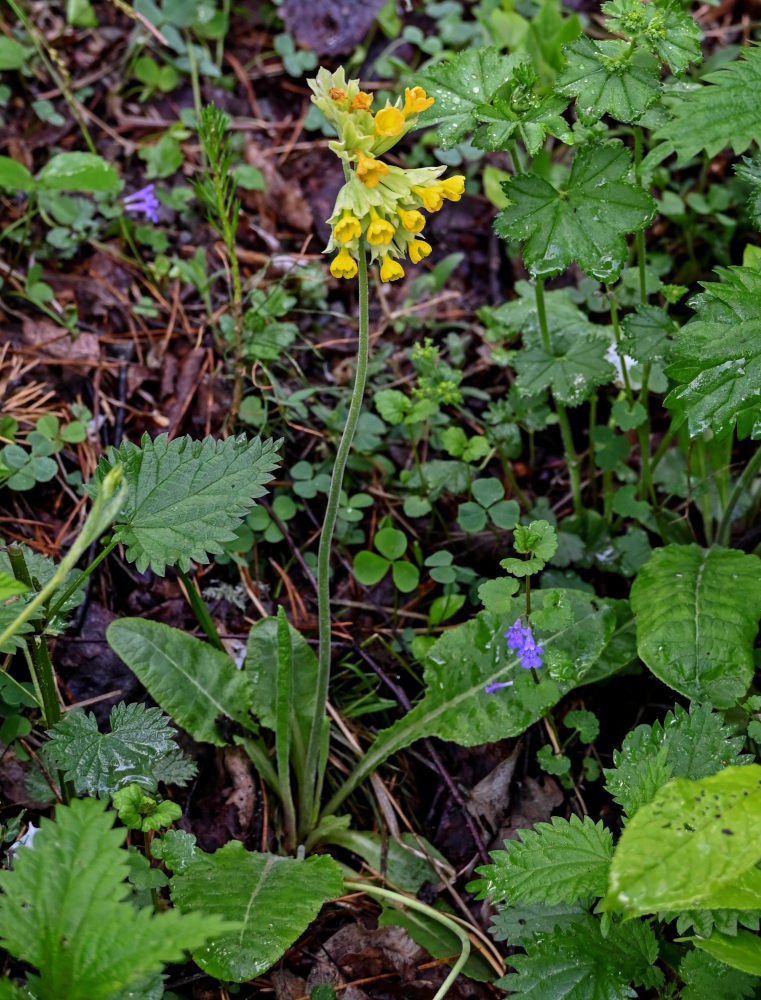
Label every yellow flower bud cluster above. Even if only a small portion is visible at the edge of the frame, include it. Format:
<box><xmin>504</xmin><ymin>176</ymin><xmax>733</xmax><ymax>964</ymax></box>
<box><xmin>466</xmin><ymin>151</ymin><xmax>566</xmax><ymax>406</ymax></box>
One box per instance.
<box><xmin>308</xmin><ymin>67</ymin><xmax>464</xmax><ymax>283</ymax></box>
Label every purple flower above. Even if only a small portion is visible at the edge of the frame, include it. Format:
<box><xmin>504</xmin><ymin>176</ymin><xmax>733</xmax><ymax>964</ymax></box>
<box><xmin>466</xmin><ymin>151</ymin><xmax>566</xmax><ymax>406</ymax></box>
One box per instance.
<box><xmin>485</xmin><ymin>679</ymin><xmax>514</xmax><ymax>695</ymax></box>
<box><xmin>123</xmin><ymin>184</ymin><xmax>159</xmax><ymax>223</ymax></box>
<box><xmin>504</xmin><ymin>618</ymin><xmax>544</xmax><ymax>671</ymax></box>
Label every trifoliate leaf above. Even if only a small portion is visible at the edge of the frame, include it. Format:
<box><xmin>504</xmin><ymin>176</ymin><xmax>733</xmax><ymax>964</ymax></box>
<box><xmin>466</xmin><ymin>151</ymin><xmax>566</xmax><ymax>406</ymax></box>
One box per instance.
<box><xmin>413</xmin><ymin>48</ymin><xmax>526</xmax><ymax>149</ymax></box>
<box><xmin>47</xmin><ymin>701</ymin><xmax>195</xmax><ymax>797</ymax></box>
<box><xmin>472</xmin><ymin>815</ymin><xmax>613</xmax><ymax>905</ymax></box>
<box><xmin>621</xmin><ymin>304</ymin><xmax>675</xmax><ymax>363</ymax></box>
<box><xmin>112</xmin><ymin>784</ymin><xmax>182</xmax><ymax>832</ymax></box>
<box><xmin>653</xmin><ymin>46</ymin><xmax>761</xmax><ymax>163</ymax></box>
<box><xmin>89</xmin><ymin>432</ymin><xmax>281</xmax><ymax>575</ymax></box>
<box><xmin>498</xmin><ymin>914</ymin><xmax>661</xmax><ymax>998</ymax></box>
<box><xmin>496</xmin><ymin>142</ymin><xmax>656</xmax><ymax>281</ymax></box>
<box><xmin>167</xmin><ymin>841</ymin><xmax>344</xmax><ymax>981</ymax></box>
<box><xmin>557</xmin><ymin>36</ymin><xmax>661</xmax><ymax>124</ymax></box>
<box><xmin>679</xmin><ymin>948</ymin><xmax>758</xmax><ymax>1000</ymax></box>
<box><xmin>602</xmin><ymin>0</ymin><xmax>703</xmax><ymax>75</ymax></box>
<box><xmin>630</xmin><ymin>544</ymin><xmax>761</xmax><ymax>706</ymax></box>
<box><xmin>0</xmin><ymin>798</ymin><xmax>230</xmax><ymax>1000</ymax></box>
<box><xmin>665</xmin><ymin>266</ymin><xmax>761</xmax><ymax>440</ymax></box>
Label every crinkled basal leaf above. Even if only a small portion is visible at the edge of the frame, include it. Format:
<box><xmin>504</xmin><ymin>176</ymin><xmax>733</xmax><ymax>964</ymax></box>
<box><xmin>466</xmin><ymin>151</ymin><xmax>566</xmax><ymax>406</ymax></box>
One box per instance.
<box><xmin>471</xmin><ymin>815</ymin><xmax>613</xmax><ymax>906</ymax></box>
<box><xmin>603</xmin><ymin>703</ymin><xmax>751</xmax><ymax>817</ymax></box>
<box><xmin>604</xmin><ymin>765</ymin><xmax>761</xmax><ymax>917</ymax></box>
<box><xmin>413</xmin><ymin>47</ymin><xmax>526</xmax><ymax>149</ymax></box>
<box><xmin>514</xmin><ymin>333</ymin><xmax>616</xmax><ymax>406</ymax></box>
<box><xmin>679</xmin><ymin>947</ymin><xmax>758</xmax><ymax>1000</ymax></box>
<box><xmin>665</xmin><ymin>266</ymin><xmax>761</xmax><ymax>440</ymax></box>
<box><xmin>498</xmin><ymin>914</ymin><xmax>661</xmax><ymax>998</ymax></box>
<box><xmin>363</xmin><ymin>589</ymin><xmax>615</xmax><ymax>768</ymax></box>
<box><xmin>601</xmin><ymin>0</ymin><xmax>703</xmax><ymax>75</ymax></box>
<box><xmin>167</xmin><ymin>840</ymin><xmax>343</xmax><ymax>982</ymax></box>
<box><xmin>47</xmin><ymin>700</ymin><xmax>195</xmax><ymax>797</ymax></box>
<box><xmin>653</xmin><ymin>46</ymin><xmax>761</xmax><ymax>163</ymax></box>
<box><xmin>556</xmin><ymin>36</ymin><xmax>661</xmax><ymax>124</ymax></box>
<box><xmin>621</xmin><ymin>304</ymin><xmax>675</xmax><ymax>363</ymax></box>
<box><xmin>89</xmin><ymin>432</ymin><xmax>281</xmax><ymax>575</ymax></box>
<box><xmin>0</xmin><ymin>798</ymin><xmax>229</xmax><ymax>1000</ymax></box>
<box><xmin>495</xmin><ymin>142</ymin><xmax>656</xmax><ymax>281</ymax></box>
<box><xmin>107</xmin><ymin>618</ymin><xmax>255</xmax><ymax>745</ymax></box>
<box><xmin>630</xmin><ymin>544</ymin><xmax>761</xmax><ymax>707</ymax></box>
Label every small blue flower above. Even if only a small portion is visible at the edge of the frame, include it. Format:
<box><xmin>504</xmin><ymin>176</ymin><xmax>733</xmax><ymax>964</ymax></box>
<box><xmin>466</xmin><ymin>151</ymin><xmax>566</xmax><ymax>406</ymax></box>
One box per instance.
<box><xmin>123</xmin><ymin>183</ymin><xmax>159</xmax><ymax>223</ymax></box>
<box><xmin>485</xmin><ymin>679</ymin><xmax>514</xmax><ymax>694</ymax></box>
<box><xmin>504</xmin><ymin>618</ymin><xmax>544</xmax><ymax>671</ymax></box>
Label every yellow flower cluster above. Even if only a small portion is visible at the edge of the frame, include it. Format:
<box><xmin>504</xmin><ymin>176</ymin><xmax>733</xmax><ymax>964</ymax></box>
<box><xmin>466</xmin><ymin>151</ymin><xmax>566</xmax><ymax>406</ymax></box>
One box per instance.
<box><xmin>308</xmin><ymin>68</ymin><xmax>465</xmax><ymax>282</ymax></box>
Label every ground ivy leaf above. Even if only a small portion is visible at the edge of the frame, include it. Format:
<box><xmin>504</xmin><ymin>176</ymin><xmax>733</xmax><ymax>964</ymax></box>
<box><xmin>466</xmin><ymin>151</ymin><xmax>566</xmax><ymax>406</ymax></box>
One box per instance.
<box><xmin>471</xmin><ymin>815</ymin><xmax>613</xmax><ymax>906</ymax></box>
<box><xmin>665</xmin><ymin>266</ymin><xmax>761</xmax><ymax>440</ymax></box>
<box><xmin>630</xmin><ymin>544</ymin><xmax>761</xmax><ymax>707</ymax></box>
<box><xmin>495</xmin><ymin>142</ymin><xmax>656</xmax><ymax>281</ymax></box>
<box><xmin>653</xmin><ymin>46</ymin><xmax>761</xmax><ymax>163</ymax></box>
<box><xmin>89</xmin><ymin>432</ymin><xmax>281</xmax><ymax>575</ymax></box>
<box><xmin>557</xmin><ymin>36</ymin><xmax>661</xmax><ymax>124</ymax></box>
<box><xmin>413</xmin><ymin>47</ymin><xmax>526</xmax><ymax>149</ymax></box>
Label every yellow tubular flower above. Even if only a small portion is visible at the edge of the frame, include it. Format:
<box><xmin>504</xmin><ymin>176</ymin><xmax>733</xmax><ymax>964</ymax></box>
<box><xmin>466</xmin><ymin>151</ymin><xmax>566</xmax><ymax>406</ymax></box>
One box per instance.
<box><xmin>333</xmin><ymin>209</ymin><xmax>362</xmax><ymax>243</ymax></box>
<box><xmin>398</xmin><ymin>208</ymin><xmax>425</xmax><ymax>233</ymax></box>
<box><xmin>351</xmin><ymin>91</ymin><xmax>373</xmax><ymax>110</ymax></box>
<box><xmin>413</xmin><ymin>184</ymin><xmax>443</xmax><ymax>212</ymax></box>
<box><xmin>374</xmin><ymin>106</ymin><xmax>405</xmax><ymax>137</ymax></box>
<box><xmin>380</xmin><ymin>255</ymin><xmax>404</xmax><ymax>282</ymax></box>
<box><xmin>408</xmin><ymin>239</ymin><xmax>432</xmax><ymax>264</ymax></box>
<box><xmin>366</xmin><ymin>206</ymin><xmax>395</xmax><ymax>246</ymax></box>
<box><xmin>355</xmin><ymin>150</ymin><xmax>390</xmax><ymax>188</ymax></box>
<box><xmin>403</xmin><ymin>86</ymin><xmax>434</xmax><ymax>116</ymax></box>
<box><xmin>330</xmin><ymin>248</ymin><xmax>358</xmax><ymax>279</ymax></box>
<box><xmin>440</xmin><ymin>175</ymin><xmax>466</xmax><ymax>201</ymax></box>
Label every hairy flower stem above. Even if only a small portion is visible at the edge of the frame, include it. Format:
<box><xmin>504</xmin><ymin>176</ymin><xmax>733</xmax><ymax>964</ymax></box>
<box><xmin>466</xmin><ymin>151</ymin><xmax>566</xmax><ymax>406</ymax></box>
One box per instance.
<box><xmin>715</xmin><ymin>444</ymin><xmax>761</xmax><ymax>547</ymax></box>
<box><xmin>301</xmin><ymin>237</ymin><xmax>370</xmax><ymax>836</ymax></box>
<box><xmin>535</xmin><ymin>280</ymin><xmax>583</xmax><ymax>515</ymax></box>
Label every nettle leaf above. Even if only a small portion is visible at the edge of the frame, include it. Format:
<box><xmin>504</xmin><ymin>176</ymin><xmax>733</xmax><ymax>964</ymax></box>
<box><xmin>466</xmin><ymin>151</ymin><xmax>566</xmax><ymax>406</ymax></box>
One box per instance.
<box><xmin>665</xmin><ymin>266</ymin><xmax>761</xmax><ymax>440</ymax></box>
<box><xmin>489</xmin><ymin>901</ymin><xmax>590</xmax><ymax>948</ymax></box>
<box><xmin>89</xmin><ymin>433</ymin><xmax>281</xmax><ymax>574</ymax></box>
<box><xmin>0</xmin><ymin>798</ymin><xmax>229</xmax><ymax>1000</ymax></box>
<box><xmin>498</xmin><ymin>914</ymin><xmax>661</xmax><ymax>999</ymax></box>
<box><xmin>688</xmin><ymin>929</ymin><xmax>761</xmax><ymax>978</ymax></box>
<box><xmin>679</xmin><ymin>947</ymin><xmax>758</xmax><ymax>1000</ymax></box>
<box><xmin>472</xmin><ymin>815</ymin><xmax>613</xmax><ymax>906</ymax></box>
<box><xmin>495</xmin><ymin>142</ymin><xmax>656</xmax><ymax>281</ymax></box>
<box><xmin>630</xmin><ymin>544</ymin><xmax>761</xmax><ymax>706</ymax></box>
<box><xmin>653</xmin><ymin>46</ymin><xmax>761</xmax><ymax>163</ymax></box>
<box><xmin>604</xmin><ymin>765</ymin><xmax>761</xmax><ymax>917</ymax></box>
<box><xmin>556</xmin><ymin>36</ymin><xmax>661</xmax><ymax>124</ymax></box>
<box><xmin>46</xmin><ymin>700</ymin><xmax>195</xmax><ymax>797</ymax></box>
<box><xmin>107</xmin><ymin>619</ymin><xmax>255</xmax><ymax>746</ymax></box>
<box><xmin>167</xmin><ymin>839</ymin><xmax>343</xmax><ymax>981</ymax></box>
<box><xmin>604</xmin><ymin>703</ymin><xmax>750</xmax><ymax>818</ymax></box>
<box><xmin>0</xmin><ymin>546</ymin><xmax>85</xmax><ymax>635</ymax></box>
<box><xmin>413</xmin><ymin>47</ymin><xmax>525</xmax><ymax>149</ymax></box>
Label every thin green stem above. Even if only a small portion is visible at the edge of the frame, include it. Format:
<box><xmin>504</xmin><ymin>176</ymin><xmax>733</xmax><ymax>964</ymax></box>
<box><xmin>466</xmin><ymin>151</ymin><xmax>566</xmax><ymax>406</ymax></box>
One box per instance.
<box><xmin>302</xmin><ymin>237</ymin><xmax>370</xmax><ymax>832</ymax></box>
<box><xmin>343</xmin><ymin>881</ymin><xmax>471</xmax><ymax>1000</ymax></box>
<box><xmin>178</xmin><ymin>568</ymin><xmax>225</xmax><ymax>651</ymax></box>
<box><xmin>608</xmin><ymin>293</ymin><xmax>633</xmax><ymax>403</ymax></box>
<box><xmin>46</xmin><ymin>537</ymin><xmax>118</xmax><ymax>624</ymax></box>
<box><xmin>535</xmin><ymin>280</ymin><xmax>582</xmax><ymax>515</ymax></box>
<box><xmin>716</xmin><ymin>445</ymin><xmax>761</xmax><ymax>547</ymax></box>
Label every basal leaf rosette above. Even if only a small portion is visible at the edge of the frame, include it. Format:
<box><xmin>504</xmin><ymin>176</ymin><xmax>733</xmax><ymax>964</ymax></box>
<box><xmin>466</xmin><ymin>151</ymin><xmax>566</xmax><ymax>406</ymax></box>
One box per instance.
<box><xmin>309</xmin><ymin>66</ymin><xmax>465</xmax><ymax>282</ymax></box>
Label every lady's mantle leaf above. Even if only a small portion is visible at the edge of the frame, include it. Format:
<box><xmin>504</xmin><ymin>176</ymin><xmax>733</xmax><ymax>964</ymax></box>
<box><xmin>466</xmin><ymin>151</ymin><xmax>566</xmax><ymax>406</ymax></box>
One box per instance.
<box><xmin>665</xmin><ymin>266</ymin><xmax>761</xmax><ymax>440</ymax></box>
<box><xmin>47</xmin><ymin>700</ymin><xmax>195</xmax><ymax>797</ymax></box>
<box><xmin>167</xmin><ymin>840</ymin><xmax>343</xmax><ymax>982</ymax></box>
<box><xmin>604</xmin><ymin>765</ymin><xmax>761</xmax><ymax>917</ymax></box>
<box><xmin>514</xmin><ymin>333</ymin><xmax>616</xmax><ymax>406</ymax></box>
<box><xmin>107</xmin><ymin>619</ymin><xmax>255</xmax><ymax>745</ymax></box>
<box><xmin>630</xmin><ymin>544</ymin><xmax>761</xmax><ymax>707</ymax></box>
<box><xmin>557</xmin><ymin>36</ymin><xmax>661</xmax><ymax>123</ymax></box>
<box><xmin>89</xmin><ymin>432</ymin><xmax>281</xmax><ymax>575</ymax></box>
<box><xmin>0</xmin><ymin>798</ymin><xmax>229</xmax><ymax>1000</ymax></box>
<box><xmin>653</xmin><ymin>46</ymin><xmax>761</xmax><ymax>163</ymax></box>
<box><xmin>495</xmin><ymin>142</ymin><xmax>656</xmax><ymax>281</ymax></box>
<box><xmin>471</xmin><ymin>815</ymin><xmax>613</xmax><ymax>906</ymax></box>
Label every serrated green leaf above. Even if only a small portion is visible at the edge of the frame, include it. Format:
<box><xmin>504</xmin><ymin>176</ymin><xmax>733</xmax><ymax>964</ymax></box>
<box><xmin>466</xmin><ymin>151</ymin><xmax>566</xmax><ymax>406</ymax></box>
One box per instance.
<box><xmin>0</xmin><ymin>798</ymin><xmax>229</xmax><ymax>1000</ymax></box>
<box><xmin>653</xmin><ymin>46</ymin><xmax>761</xmax><ymax>163</ymax></box>
<box><xmin>665</xmin><ymin>266</ymin><xmax>761</xmax><ymax>439</ymax></box>
<box><xmin>630</xmin><ymin>544</ymin><xmax>761</xmax><ymax>706</ymax></box>
<box><xmin>679</xmin><ymin>947</ymin><xmax>758</xmax><ymax>1000</ymax></box>
<box><xmin>621</xmin><ymin>304</ymin><xmax>675</xmax><ymax>363</ymax></box>
<box><xmin>46</xmin><ymin>701</ymin><xmax>194</xmax><ymax>797</ymax></box>
<box><xmin>515</xmin><ymin>335</ymin><xmax>616</xmax><ymax>406</ymax></box>
<box><xmin>112</xmin><ymin>783</ymin><xmax>182</xmax><ymax>831</ymax></box>
<box><xmin>89</xmin><ymin>433</ymin><xmax>281</xmax><ymax>575</ymax></box>
<box><xmin>605</xmin><ymin>765</ymin><xmax>761</xmax><ymax>917</ymax></box>
<box><xmin>473</xmin><ymin>815</ymin><xmax>613</xmax><ymax>905</ymax></box>
<box><xmin>107</xmin><ymin>619</ymin><xmax>255</xmax><ymax>745</ymax></box>
<box><xmin>557</xmin><ymin>36</ymin><xmax>661</xmax><ymax>124</ymax></box>
<box><xmin>413</xmin><ymin>48</ymin><xmax>525</xmax><ymax>149</ymax></box>
<box><xmin>489</xmin><ymin>901</ymin><xmax>590</xmax><ymax>948</ymax></box>
<box><xmin>688</xmin><ymin>930</ymin><xmax>761</xmax><ymax>977</ymax></box>
<box><xmin>496</xmin><ymin>143</ymin><xmax>656</xmax><ymax>281</ymax></box>
<box><xmin>0</xmin><ymin>546</ymin><xmax>85</xmax><ymax>635</ymax></box>
<box><xmin>167</xmin><ymin>842</ymin><xmax>343</xmax><ymax>981</ymax></box>
<box><xmin>36</xmin><ymin>152</ymin><xmax>120</xmax><ymax>192</ymax></box>
<box><xmin>602</xmin><ymin>0</ymin><xmax>703</xmax><ymax>75</ymax></box>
